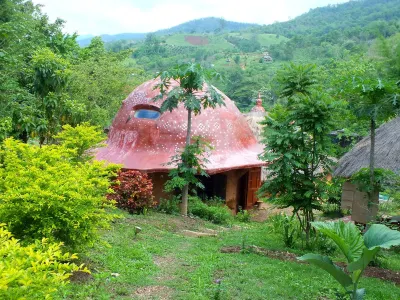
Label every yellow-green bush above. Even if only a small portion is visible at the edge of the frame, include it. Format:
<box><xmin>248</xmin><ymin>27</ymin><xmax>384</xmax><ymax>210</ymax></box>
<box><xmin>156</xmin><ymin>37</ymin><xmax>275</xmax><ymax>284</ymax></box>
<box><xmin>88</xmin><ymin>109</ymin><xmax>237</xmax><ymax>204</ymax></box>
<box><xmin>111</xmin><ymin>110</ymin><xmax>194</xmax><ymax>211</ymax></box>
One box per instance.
<box><xmin>0</xmin><ymin>124</ymin><xmax>119</xmax><ymax>250</ymax></box>
<box><xmin>0</xmin><ymin>224</ymin><xmax>87</xmax><ymax>299</ymax></box>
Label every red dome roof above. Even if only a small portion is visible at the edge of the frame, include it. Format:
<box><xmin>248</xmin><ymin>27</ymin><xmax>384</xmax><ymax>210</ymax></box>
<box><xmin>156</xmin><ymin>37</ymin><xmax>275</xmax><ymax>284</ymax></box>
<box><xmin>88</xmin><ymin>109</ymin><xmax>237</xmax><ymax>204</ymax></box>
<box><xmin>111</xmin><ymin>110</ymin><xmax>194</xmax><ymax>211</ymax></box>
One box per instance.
<box><xmin>96</xmin><ymin>79</ymin><xmax>265</xmax><ymax>174</ymax></box>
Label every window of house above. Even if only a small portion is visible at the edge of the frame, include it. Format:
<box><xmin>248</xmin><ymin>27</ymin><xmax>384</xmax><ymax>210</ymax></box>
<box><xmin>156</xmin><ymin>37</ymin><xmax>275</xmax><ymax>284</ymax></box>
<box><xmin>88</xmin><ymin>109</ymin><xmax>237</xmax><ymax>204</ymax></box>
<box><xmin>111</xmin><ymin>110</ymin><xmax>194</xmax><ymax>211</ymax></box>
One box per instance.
<box><xmin>134</xmin><ymin>109</ymin><xmax>161</xmax><ymax>120</ymax></box>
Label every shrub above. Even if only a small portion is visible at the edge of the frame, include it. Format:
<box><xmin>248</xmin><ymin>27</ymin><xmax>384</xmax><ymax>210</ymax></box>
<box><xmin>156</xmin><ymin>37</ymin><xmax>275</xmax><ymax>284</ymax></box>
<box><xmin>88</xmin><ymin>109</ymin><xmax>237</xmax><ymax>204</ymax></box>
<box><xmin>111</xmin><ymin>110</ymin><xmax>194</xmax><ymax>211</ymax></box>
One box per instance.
<box><xmin>267</xmin><ymin>213</ymin><xmax>300</xmax><ymax>248</ymax></box>
<box><xmin>157</xmin><ymin>196</ymin><xmax>181</xmax><ymax>215</ymax></box>
<box><xmin>0</xmin><ymin>137</ymin><xmax>119</xmax><ymax>250</ymax></box>
<box><xmin>235</xmin><ymin>209</ymin><xmax>251</xmax><ymax>223</ymax></box>
<box><xmin>108</xmin><ymin>170</ymin><xmax>155</xmax><ymax>214</ymax></box>
<box><xmin>189</xmin><ymin>196</ymin><xmax>233</xmax><ymax>225</ymax></box>
<box><xmin>0</xmin><ymin>224</ymin><xmax>88</xmax><ymax>299</ymax></box>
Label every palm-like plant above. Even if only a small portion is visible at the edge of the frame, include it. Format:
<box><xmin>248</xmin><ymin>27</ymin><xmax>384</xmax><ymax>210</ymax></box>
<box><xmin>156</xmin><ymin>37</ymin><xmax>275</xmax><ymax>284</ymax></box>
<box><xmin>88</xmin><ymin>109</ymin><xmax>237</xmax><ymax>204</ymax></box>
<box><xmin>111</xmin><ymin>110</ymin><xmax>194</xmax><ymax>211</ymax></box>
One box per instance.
<box><xmin>299</xmin><ymin>221</ymin><xmax>400</xmax><ymax>299</ymax></box>
<box><xmin>154</xmin><ymin>63</ymin><xmax>224</xmax><ymax>216</ymax></box>
<box><xmin>351</xmin><ymin>78</ymin><xmax>399</xmax><ymax>195</ymax></box>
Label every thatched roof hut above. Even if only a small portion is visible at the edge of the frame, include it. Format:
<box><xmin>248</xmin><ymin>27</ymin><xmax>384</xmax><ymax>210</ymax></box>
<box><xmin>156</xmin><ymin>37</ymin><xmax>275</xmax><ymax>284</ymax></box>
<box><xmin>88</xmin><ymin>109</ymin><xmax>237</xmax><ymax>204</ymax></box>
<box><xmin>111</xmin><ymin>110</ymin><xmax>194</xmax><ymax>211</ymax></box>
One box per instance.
<box><xmin>334</xmin><ymin>117</ymin><xmax>400</xmax><ymax>177</ymax></box>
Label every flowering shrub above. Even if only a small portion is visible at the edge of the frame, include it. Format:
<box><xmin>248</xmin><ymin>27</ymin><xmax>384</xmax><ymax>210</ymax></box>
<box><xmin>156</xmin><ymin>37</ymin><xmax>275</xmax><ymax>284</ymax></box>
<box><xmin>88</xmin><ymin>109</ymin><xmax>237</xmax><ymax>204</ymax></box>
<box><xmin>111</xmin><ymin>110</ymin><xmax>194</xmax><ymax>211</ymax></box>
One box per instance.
<box><xmin>108</xmin><ymin>170</ymin><xmax>155</xmax><ymax>214</ymax></box>
<box><xmin>0</xmin><ymin>224</ymin><xmax>88</xmax><ymax>299</ymax></box>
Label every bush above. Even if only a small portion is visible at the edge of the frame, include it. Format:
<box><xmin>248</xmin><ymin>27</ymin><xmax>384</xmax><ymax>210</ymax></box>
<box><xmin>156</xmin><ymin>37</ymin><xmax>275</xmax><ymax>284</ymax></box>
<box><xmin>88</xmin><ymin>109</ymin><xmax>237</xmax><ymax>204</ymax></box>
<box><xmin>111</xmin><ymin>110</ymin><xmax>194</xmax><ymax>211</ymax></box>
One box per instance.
<box><xmin>267</xmin><ymin>213</ymin><xmax>300</xmax><ymax>248</ymax></box>
<box><xmin>0</xmin><ymin>136</ymin><xmax>118</xmax><ymax>250</ymax></box>
<box><xmin>189</xmin><ymin>197</ymin><xmax>233</xmax><ymax>225</ymax></box>
<box><xmin>0</xmin><ymin>224</ymin><xmax>87</xmax><ymax>299</ymax></box>
<box><xmin>157</xmin><ymin>196</ymin><xmax>180</xmax><ymax>215</ymax></box>
<box><xmin>108</xmin><ymin>170</ymin><xmax>155</xmax><ymax>214</ymax></box>
<box><xmin>235</xmin><ymin>209</ymin><xmax>251</xmax><ymax>223</ymax></box>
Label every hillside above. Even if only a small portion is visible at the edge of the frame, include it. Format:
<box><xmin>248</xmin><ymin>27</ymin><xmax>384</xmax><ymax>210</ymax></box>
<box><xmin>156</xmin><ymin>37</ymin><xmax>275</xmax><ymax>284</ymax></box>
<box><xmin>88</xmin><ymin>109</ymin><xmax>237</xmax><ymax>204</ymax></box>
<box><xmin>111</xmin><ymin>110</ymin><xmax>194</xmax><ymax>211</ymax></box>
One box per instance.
<box><xmin>78</xmin><ymin>17</ymin><xmax>257</xmax><ymax>47</ymax></box>
<box><xmin>257</xmin><ymin>0</ymin><xmax>400</xmax><ymax>39</ymax></box>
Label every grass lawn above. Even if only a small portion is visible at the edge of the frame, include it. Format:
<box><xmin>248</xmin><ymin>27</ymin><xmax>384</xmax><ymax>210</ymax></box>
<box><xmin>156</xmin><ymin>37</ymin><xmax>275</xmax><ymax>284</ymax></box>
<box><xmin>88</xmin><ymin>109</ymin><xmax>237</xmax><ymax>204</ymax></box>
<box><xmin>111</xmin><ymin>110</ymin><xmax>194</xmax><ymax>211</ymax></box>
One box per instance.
<box><xmin>59</xmin><ymin>212</ymin><xmax>400</xmax><ymax>299</ymax></box>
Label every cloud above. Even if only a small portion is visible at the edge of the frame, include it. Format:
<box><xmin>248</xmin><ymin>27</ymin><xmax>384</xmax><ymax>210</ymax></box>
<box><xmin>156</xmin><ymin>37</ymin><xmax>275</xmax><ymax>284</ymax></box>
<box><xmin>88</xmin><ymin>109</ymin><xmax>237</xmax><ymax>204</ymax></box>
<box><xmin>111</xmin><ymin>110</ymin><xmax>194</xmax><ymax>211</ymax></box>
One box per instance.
<box><xmin>33</xmin><ymin>0</ymin><xmax>349</xmax><ymax>35</ymax></box>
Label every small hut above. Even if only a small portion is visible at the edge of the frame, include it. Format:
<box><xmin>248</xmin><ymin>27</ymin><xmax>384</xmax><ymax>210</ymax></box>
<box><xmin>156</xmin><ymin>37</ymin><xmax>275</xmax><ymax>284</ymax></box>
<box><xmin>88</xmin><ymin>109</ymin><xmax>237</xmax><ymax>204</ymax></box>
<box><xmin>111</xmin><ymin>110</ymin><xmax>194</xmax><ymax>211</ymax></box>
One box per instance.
<box><xmin>333</xmin><ymin>117</ymin><xmax>400</xmax><ymax>223</ymax></box>
<box><xmin>96</xmin><ymin>79</ymin><xmax>266</xmax><ymax>213</ymax></box>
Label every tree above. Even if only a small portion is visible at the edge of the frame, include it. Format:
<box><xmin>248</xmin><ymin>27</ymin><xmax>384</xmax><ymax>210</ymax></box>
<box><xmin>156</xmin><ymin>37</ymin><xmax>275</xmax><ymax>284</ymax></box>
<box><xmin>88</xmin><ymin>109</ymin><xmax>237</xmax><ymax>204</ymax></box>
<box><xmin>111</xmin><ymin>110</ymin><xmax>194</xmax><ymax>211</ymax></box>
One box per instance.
<box><xmin>350</xmin><ymin>78</ymin><xmax>399</xmax><ymax>205</ymax></box>
<box><xmin>299</xmin><ymin>221</ymin><xmax>400</xmax><ymax>299</ymax></box>
<box><xmin>154</xmin><ymin>63</ymin><xmax>224</xmax><ymax>215</ymax></box>
<box><xmin>259</xmin><ymin>91</ymin><xmax>337</xmax><ymax>246</ymax></box>
<box><xmin>275</xmin><ymin>63</ymin><xmax>318</xmax><ymax>98</ymax></box>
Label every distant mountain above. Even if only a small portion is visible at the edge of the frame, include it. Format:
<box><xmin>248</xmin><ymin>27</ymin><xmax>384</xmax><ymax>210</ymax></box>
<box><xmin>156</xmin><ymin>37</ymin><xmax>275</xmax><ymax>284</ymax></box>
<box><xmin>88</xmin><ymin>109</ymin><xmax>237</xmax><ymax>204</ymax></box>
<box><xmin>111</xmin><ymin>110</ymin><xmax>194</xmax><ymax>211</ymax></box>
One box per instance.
<box><xmin>155</xmin><ymin>17</ymin><xmax>257</xmax><ymax>35</ymax></box>
<box><xmin>77</xmin><ymin>17</ymin><xmax>257</xmax><ymax>47</ymax></box>
<box><xmin>78</xmin><ymin>33</ymin><xmax>147</xmax><ymax>47</ymax></box>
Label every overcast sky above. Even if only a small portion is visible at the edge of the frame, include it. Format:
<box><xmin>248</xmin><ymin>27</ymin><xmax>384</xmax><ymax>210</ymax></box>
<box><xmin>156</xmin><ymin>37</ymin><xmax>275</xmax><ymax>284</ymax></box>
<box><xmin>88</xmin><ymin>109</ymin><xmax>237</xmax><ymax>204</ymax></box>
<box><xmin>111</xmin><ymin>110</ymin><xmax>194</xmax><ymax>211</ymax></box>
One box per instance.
<box><xmin>32</xmin><ymin>0</ymin><xmax>349</xmax><ymax>35</ymax></box>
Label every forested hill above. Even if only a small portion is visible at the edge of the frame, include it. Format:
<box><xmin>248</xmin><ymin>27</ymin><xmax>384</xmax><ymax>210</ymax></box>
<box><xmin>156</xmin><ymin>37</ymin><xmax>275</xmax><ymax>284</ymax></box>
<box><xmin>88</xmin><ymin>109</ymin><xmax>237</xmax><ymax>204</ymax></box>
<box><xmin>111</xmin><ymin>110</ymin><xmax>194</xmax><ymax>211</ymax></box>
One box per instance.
<box><xmin>258</xmin><ymin>0</ymin><xmax>400</xmax><ymax>39</ymax></box>
<box><xmin>155</xmin><ymin>17</ymin><xmax>256</xmax><ymax>34</ymax></box>
<box><xmin>78</xmin><ymin>17</ymin><xmax>256</xmax><ymax>46</ymax></box>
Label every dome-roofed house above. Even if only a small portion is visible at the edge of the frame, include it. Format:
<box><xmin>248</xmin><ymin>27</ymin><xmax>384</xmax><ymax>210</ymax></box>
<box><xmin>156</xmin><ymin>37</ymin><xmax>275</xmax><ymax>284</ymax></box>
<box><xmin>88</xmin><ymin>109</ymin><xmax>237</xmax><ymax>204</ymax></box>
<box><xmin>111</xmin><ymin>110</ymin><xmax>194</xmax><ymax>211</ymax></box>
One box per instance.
<box><xmin>96</xmin><ymin>79</ymin><xmax>266</xmax><ymax>212</ymax></box>
<box><xmin>333</xmin><ymin>117</ymin><xmax>400</xmax><ymax>223</ymax></box>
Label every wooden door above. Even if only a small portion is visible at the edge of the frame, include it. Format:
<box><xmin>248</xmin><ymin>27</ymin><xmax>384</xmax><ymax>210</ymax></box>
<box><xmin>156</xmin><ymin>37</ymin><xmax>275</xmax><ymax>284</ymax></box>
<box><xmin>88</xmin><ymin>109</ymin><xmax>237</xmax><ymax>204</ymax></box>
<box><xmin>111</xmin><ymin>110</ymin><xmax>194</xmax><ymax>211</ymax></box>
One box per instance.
<box><xmin>246</xmin><ymin>168</ymin><xmax>261</xmax><ymax>209</ymax></box>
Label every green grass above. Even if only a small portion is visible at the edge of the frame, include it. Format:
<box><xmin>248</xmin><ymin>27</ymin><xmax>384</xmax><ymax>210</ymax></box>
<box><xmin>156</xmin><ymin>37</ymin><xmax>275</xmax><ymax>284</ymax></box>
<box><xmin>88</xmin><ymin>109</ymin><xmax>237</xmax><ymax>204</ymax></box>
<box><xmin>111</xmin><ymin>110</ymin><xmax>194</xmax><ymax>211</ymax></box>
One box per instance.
<box><xmin>226</xmin><ymin>32</ymin><xmax>289</xmax><ymax>47</ymax></box>
<box><xmin>59</xmin><ymin>212</ymin><xmax>400</xmax><ymax>299</ymax></box>
<box><xmin>164</xmin><ymin>34</ymin><xmax>234</xmax><ymax>50</ymax></box>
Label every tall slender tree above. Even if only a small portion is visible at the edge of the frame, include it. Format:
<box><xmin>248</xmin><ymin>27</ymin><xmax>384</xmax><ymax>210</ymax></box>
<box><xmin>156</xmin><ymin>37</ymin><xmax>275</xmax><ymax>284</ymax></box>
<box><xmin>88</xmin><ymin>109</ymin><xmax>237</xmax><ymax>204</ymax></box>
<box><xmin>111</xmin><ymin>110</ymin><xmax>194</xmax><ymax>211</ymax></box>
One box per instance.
<box><xmin>154</xmin><ymin>63</ymin><xmax>224</xmax><ymax>215</ymax></box>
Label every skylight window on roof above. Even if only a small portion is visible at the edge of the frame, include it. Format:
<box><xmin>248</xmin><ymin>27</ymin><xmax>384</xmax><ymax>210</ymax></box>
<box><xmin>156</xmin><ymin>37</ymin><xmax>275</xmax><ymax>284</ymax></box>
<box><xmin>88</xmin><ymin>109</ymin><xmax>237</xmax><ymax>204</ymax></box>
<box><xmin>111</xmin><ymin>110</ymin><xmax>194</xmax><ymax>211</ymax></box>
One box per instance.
<box><xmin>134</xmin><ymin>109</ymin><xmax>161</xmax><ymax>120</ymax></box>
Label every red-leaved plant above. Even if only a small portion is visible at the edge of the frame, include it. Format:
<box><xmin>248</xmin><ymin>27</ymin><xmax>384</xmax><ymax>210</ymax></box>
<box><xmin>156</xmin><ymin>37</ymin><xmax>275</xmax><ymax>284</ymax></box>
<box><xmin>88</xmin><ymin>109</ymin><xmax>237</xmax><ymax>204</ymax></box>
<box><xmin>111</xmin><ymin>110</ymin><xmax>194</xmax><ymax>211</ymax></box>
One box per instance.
<box><xmin>108</xmin><ymin>170</ymin><xmax>155</xmax><ymax>214</ymax></box>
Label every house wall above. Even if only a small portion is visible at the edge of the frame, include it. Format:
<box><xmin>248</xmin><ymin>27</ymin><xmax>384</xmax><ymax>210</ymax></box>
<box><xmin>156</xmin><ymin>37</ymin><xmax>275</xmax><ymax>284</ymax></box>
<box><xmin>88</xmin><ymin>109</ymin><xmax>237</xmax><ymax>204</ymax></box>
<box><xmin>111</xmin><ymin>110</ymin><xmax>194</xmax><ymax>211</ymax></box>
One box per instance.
<box><xmin>341</xmin><ymin>181</ymin><xmax>379</xmax><ymax>224</ymax></box>
<box><xmin>147</xmin><ymin>167</ymin><xmax>262</xmax><ymax>214</ymax></box>
<box><xmin>148</xmin><ymin>172</ymin><xmax>169</xmax><ymax>203</ymax></box>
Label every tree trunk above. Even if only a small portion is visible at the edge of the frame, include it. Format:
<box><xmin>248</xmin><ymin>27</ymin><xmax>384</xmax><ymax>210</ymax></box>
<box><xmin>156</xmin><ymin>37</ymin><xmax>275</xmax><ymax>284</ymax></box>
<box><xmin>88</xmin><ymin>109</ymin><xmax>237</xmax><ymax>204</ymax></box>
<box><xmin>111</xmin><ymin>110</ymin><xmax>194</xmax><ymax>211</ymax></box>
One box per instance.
<box><xmin>369</xmin><ymin>118</ymin><xmax>376</xmax><ymax>195</ymax></box>
<box><xmin>180</xmin><ymin>108</ymin><xmax>192</xmax><ymax>216</ymax></box>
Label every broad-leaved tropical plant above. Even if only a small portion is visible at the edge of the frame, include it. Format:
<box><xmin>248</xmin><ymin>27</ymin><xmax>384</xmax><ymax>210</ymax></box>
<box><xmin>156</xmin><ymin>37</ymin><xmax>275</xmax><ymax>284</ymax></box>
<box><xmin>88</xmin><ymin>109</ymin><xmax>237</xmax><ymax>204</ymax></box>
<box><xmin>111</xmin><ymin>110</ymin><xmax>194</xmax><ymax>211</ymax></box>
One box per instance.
<box><xmin>298</xmin><ymin>221</ymin><xmax>400</xmax><ymax>299</ymax></box>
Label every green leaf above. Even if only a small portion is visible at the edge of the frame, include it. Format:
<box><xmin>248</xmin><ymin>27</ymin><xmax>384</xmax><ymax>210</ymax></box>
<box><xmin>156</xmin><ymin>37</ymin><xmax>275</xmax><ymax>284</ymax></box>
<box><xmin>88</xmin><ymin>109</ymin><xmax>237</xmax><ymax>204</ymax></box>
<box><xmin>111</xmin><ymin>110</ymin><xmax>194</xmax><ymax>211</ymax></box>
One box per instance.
<box><xmin>298</xmin><ymin>253</ymin><xmax>353</xmax><ymax>288</ymax></box>
<box><xmin>312</xmin><ymin>221</ymin><xmax>364</xmax><ymax>263</ymax></box>
<box><xmin>347</xmin><ymin>247</ymin><xmax>380</xmax><ymax>273</ymax></box>
<box><xmin>363</xmin><ymin>224</ymin><xmax>400</xmax><ymax>249</ymax></box>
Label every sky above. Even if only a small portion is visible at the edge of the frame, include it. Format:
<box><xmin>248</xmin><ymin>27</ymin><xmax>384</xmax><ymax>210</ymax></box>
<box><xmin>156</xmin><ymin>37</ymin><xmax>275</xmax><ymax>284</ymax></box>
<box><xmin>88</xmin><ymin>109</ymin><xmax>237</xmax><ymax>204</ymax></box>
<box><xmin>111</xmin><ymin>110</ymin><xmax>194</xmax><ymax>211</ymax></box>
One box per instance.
<box><xmin>32</xmin><ymin>0</ymin><xmax>349</xmax><ymax>35</ymax></box>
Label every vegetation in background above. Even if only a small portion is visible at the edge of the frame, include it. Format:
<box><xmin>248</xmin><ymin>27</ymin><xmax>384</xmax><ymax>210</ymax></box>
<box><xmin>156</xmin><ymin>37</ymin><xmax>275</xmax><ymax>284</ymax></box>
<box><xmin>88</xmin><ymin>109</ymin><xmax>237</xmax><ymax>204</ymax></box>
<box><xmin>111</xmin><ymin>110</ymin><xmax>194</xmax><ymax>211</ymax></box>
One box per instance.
<box><xmin>299</xmin><ymin>221</ymin><xmax>400</xmax><ymax>299</ymax></box>
<box><xmin>154</xmin><ymin>63</ymin><xmax>224</xmax><ymax>215</ymax></box>
<box><xmin>108</xmin><ymin>170</ymin><xmax>155</xmax><ymax>214</ymax></box>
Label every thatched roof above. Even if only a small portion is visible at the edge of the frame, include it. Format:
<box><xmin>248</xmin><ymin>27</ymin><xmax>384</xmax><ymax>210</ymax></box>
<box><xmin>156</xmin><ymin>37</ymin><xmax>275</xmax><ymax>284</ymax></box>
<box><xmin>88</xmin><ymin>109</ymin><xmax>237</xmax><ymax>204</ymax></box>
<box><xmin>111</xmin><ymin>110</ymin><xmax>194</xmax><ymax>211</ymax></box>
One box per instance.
<box><xmin>333</xmin><ymin>117</ymin><xmax>400</xmax><ymax>177</ymax></box>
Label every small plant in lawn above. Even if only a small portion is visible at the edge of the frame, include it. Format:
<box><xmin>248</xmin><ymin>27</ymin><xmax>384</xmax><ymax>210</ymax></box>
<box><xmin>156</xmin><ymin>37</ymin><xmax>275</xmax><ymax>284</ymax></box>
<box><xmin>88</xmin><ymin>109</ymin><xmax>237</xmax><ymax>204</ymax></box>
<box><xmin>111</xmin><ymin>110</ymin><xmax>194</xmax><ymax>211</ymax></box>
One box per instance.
<box><xmin>0</xmin><ymin>224</ymin><xmax>88</xmax><ymax>299</ymax></box>
<box><xmin>108</xmin><ymin>170</ymin><xmax>155</xmax><ymax>214</ymax></box>
<box><xmin>267</xmin><ymin>213</ymin><xmax>300</xmax><ymax>248</ymax></box>
<box><xmin>298</xmin><ymin>220</ymin><xmax>400</xmax><ymax>299</ymax></box>
<box><xmin>189</xmin><ymin>196</ymin><xmax>233</xmax><ymax>225</ymax></box>
<box><xmin>235</xmin><ymin>208</ymin><xmax>251</xmax><ymax>223</ymax></box>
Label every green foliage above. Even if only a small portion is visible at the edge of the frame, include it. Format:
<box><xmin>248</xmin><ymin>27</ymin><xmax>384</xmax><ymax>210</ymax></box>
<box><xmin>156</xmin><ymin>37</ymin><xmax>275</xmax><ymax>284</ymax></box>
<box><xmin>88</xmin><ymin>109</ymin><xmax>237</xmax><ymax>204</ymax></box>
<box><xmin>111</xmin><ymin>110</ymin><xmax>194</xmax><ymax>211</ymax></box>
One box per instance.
<box><xmin>351</xmin><ymin>167</ymin><xmax>399</xmax><ymax>194</ymax></box>
<box><xmin>0</xmin><ymin>137</ymin><xmax>119</xmax><ymax>250</ymax></box>
<box><xmin>299</xmin><ymin>221</ymin><xmax>400</xmax><ymax>299</ymax></box>
<box><xmin>108</xmin><ymin>170</ymin><xmax>155</xmax><ymax>214</ymax></box>
<box><xmin>164</xmin><ymin>136</ymin><xmax>211</xmax><ymax>194</ymax></box>
<box><xmin>189</xmin><ymin>196</ymin><xmax>233</xmax><ymax>225</ymax></box>
<box><xmin>156</xmin><ymin>196</ymin><xmax>181</xmax><ymax>215</ymax></box>
<box><xmin>154</xmin><ymin>62</ymin><xmax>224</xmax><ymax>115</ymax></box>
<box><xmin>0</xmin><ymin>224</ymin><xmax>88</xmax><ymax>299</ymax></box>
<box><xmin>235</xmin><ymin>209</ymin><xmax>251</xmax><ymax>223</ymax></box>
<box><xmin>54</xmin><ymin>122</ymin><xmax>105</xmax><ymax>162</ymax></box>
<box><xmin>259</xmin><ymin>83</ymin><xmax>338</xmax><ymax>245</ymax></box>
<box><xmin>275</xmin><ymin>63</ymin><xmax>317</xmax><ymax>98</ymax></box>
